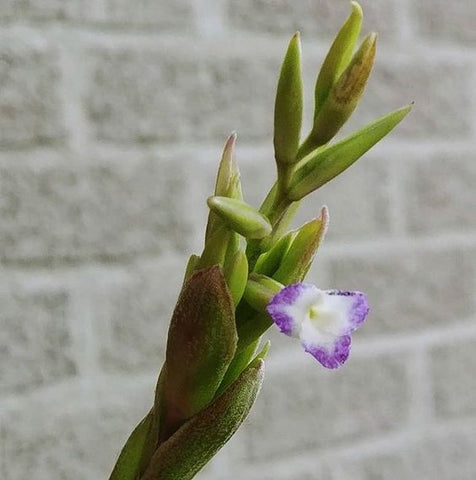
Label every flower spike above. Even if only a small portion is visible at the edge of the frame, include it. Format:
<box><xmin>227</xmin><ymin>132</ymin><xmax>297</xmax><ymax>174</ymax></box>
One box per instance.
<box><xmin>266</xmin><ymin>283</ymin><xmax>369</xmax><ymax>369</ymax></box>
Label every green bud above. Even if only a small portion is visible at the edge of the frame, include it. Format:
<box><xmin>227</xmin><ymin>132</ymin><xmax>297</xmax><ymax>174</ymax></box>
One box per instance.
<box><xmin>109</xmin><ymin>410</ymin><xmax>155</xmax><ymax>480</ymax></box>
<box><xmin>274</xmin><ymin>206</ymin><xmax>329</xmax><ymax>284</ymax></box>
<box><xmin>142</xmin><ymin>359</ymin><xmax>264</xmax><ymax>480</ymax></box>
<box><xmin>223</xmin><ymin>248</ymin><xmax>249</xmax><ymax>306</ymax></box>
<box><xmin>214</xmin><ymin>132</ymin><xmax>239</xmax><ymax>197</ymax></box>
<box><xmin>314</xmin><ymin>1</ymin><xmax>363</xmax><ymax>111</ymax></box>
<box><xmin>299</xmin><ymin>32</ymin><xmax>377</xmax><ymax>158</ymax></box>
<box><xmin>289</xmin><ymin>105</ymin><xmax>412</xmax><ymax>200</ymax></box>
<box><xmin>162</xmin><ymin>266</ymin><xmax>237</xmax><ymax>439</ymax></box>
<box><xmin>254</xmin><ymin>230</ymin><xmax>296</xmax><ymax>276</ymax></box>
<box><xmin>207</xmin><ymin>196</ymin><xmax>272</xmax><ymax>239</ymax></box>
<box><xmin>243</xmin><ymin>274</ymin><xmax>284</xmax><ymax>315</ymax></box>
<box><xmin>198</xmin><ymin>222</ymin><xmax>231</xmax><ymax>269</ymax></box>
<box><xmin>205</xmin><ymin>133</ymin><xmax>242</xmax><ymax>242</ymax></box>
<box><xmin>274</xmin><ymin>32</ymin><xmax>303</xmax><ymax>165</ymax></box>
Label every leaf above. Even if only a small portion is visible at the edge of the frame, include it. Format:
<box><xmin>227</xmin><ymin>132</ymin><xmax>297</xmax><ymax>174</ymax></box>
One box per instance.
<box><xmin>207</xmin><ymin>196</ymin><xmax>272</xmax><ymax>239</ymax></box>
<box><xmin>273</xmin><ymin>206</ymin><xmax>329</xmax><ymax>283</ymax></box>
<box><xmin>274</xmin><ymin>32</ymin><xmax>303</xmax><ymax>165</ymax></box>
<box><xmin>161</xmin><ymin>266</ymin><xmax>237</xmax><ymax>439</ymax></box>
<box><xmin>142</xmin><ymin>359</ymin><xmax>265</xmax><ymax>480</ymax></box>
<box><xmin>108</xmin><ymin>411</ymin><xmax>154</xmax><ymax>480</ymax></box>
<box><xmin>288</xmin><ymin>105</ymin><xmax>412</xmax><ymax>200</ymax></box>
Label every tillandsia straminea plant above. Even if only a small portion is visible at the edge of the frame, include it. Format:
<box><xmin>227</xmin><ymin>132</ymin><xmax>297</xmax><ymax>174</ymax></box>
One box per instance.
<box><xmin>109</xmin><ymin>2</ymin><xmax>411</xmax><ymax>479</ymax></box>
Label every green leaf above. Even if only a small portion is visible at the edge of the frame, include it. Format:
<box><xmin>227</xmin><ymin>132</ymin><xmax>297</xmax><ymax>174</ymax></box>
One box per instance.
<box><xmin>315</xmin><ymin>1</ymin><xmax>363</xmax><ymax>111</ymax></box>
<box><xmin>223</xmin><ymin>248</ymin><xmax>249</xmax><ymax>306</ymax></box>
<box><xmin>274</xmin><ymin>32</ymin><xmax>303</xmax><ymax>165</ymax></box>
<box><xmin>299</xmin><ymin>32</ymin><xmax>377</xmax><ymax>158</ymax></box>
<box><xmin>254</xmin><ymin>230</ymin><xmax>296</xmax><ymax>277</ymax></box>
<box><xmin>273</xmin><ymin>206</ymin><xmax>329</xmax><ymax>283</ymax></box>
<box><xmin>161</xmin><ymin>266</ymin><xmax>237</xmax><ymax>439</ymax></box>
<box><xmin>108</xmin><ymin>410</ymin><xmax>155</xmax><ymax>480</ymax></box>
<box><xmin>207</xmin><ymin>196</ymin><xmax>272</xmax><ymax>239</ymax></box>
<box><xmin>288</xmin><ymin>105</ymin><xmax>412</xmax><ymax>200</ymax></box>
<box><xmin>142</xmin><ymin>359</ymin><xmax>265</xmax><ymax>480</ymax></box>
<box><xmin>243</xmin><ymin>274</ymin><xmax>284</xmax><ymax>314</ymax></box>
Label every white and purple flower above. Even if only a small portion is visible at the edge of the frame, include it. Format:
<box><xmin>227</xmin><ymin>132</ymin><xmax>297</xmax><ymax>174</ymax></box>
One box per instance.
<box><xmin>266</xmin><ymin>283</ymin><xmax>369</xmax><ymax>369</ymax></box>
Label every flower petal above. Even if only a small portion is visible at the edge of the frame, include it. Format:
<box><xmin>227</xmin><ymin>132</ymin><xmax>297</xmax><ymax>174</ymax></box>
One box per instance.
<box><xmin>266</xmin><ymin>283</ymin><xmax>370</xmax><ymax>369</ymax></box>
<box><xmin>325</xmin><ymin>290</ymin><xmax>369</xmax><ymax>332</ymax></box>
<box><xmin>266</xmin><ymin>283</ymin><xmax>319</xmax><ymax>337</ymax></box>
<box><xmin>302</xmin><ymin>334</ymin><xmax>351</xmax><ymax>369</ymax></box>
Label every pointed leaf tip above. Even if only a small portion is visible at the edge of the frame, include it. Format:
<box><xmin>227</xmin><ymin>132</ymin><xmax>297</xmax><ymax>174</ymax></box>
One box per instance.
<box><xmin>274</xmin><ymin>31</ymin><xmax>303</xmax><ymax>166</ymax></box>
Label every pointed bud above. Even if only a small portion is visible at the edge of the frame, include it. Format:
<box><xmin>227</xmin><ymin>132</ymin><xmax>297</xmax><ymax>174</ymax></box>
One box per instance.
<box><xmin>223</xmin><ymin>248</ymin><xmax>249</xmax><ymax>306</ymax></box>
<box><xmin>142</xmin><ymin>359</ymin><xmax>264</xmax><ymax>480</ymax></box>
<box><xmin>314</xmin><ymin>1</ymin><xmax>363</xmax><ymax>111</ymax></box>
<box><xmin>162</xmin><ymin>266</ymin><xmax>237</xmax><ymax>438</ymax></box>
<box><xmin>214</xmin><ymin>132</ymin><xmax>241</xmax><ymax>198</ymax></box>
<box><xmin>205</xmin><ymin>133</ymin><xmax>242</xmax><ymax>241</ymax></box>
<box><xmin>274</xmin><ymin>32</ymin><xmax>303</xmax><ymax>165</ymax></box>
<box><xmin>207</xmin><ymin>196</ymin><xmax>272</xmax><ymax>239</ymax></box>
<box><xmin>274</xmin><ymin>206</ymin><xmax>329</xmax><ymax>284</ymax></box>
<box><xmin>299</xmin><ymin>32</ymin><xmax>377</xmax><ymax>158</ymax></box>
<box><xmin>254</xmin><ymin>231</ymin><xmax>296</xmax><ymax>277</ymax></box>
<box><xmin>243</xmin><ymin>274</ymin><xmax>284</xmax><ymax>315</ymax></box>
<box><xmin>289</xmin><ymin>105</ymin><xmax>412</xmax><ymax>200</ymax></box>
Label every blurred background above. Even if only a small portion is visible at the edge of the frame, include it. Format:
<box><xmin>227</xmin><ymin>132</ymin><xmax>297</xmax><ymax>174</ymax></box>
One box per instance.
<box><xmin>0</xmin><ymin>1</ymin><xmax>475</xmax><ymax>479</ymax></box>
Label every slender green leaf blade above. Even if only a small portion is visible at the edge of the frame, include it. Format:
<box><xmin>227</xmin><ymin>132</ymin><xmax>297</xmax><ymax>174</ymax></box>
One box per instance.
<box><xmin>274</xmin><ymin>32</ymin><xmax>303</xmax><ymax>165</ymax></box>
<box><xmin>289</xmin><ymin>105</ymin><xmax>412</xmax><ymax>200</ymax></box>
<box><xmin>142</xmin><ymin>359</ymin><xmax>265</xmax><ymax>480</ymax></box>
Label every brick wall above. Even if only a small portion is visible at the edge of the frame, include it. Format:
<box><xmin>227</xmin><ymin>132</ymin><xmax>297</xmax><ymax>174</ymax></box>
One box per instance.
<box><xmin>0</xmin><ymin>1</ymin><xmax>475</xmax><ymax>479</ymax></box>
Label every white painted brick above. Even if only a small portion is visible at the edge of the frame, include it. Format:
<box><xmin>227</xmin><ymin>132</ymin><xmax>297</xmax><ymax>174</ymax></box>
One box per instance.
<box><xmin>344</xmin><ymin>57</ymin><xmax>472</xmax><ymax>140</ymax></box>
<box><xmin>330</xmin><ymin>426</ymin><xmax>476</xmax><ymax>480</ymax></box>
<box><xmin>0</xmin><ymin>152</ymin><xmax>193</xmax><ymax>262</ymax></box>
<box><xmin>86</xmin><ymin>45</ymin><xmax>278</xmax><ymax>143</ymax></box>
<box><xmin>431</xmin><ymin>339</ymin><xmax>476</xmax><ymax>419</ymax></box>
<box><xmin>239</xmin><ymin>355</ymin><xmax>409</xmax><ymax>461</ymax></box>
<box><xmin>105</xmin><ymin>0</ymin><xmax>194</xmax><ymax>29</ymax></box>
<box><xmin>414</xmin><ymin>1</ymin><xmax>476</xmax><ymax>45</ymax></box>
<box><xmin>0</xmin><ymin>283</ymin><xmax>75</xmax><ymax>394</ymax></box>
<box><xmin>0</xmin><ymin>32</ymin><xmax>65</xmax><ymax>147</ymax></box>
<box><xmin>1</xmin><ymin>381</ymin><xmax>152</xmax><ymax>480</ymax></box>
<box><xmin>328</xmin><ymin>248</ymin><xmax>476</xmax><ymax>336</ymax></box>
<box><xmin>228</xmin><ymin>0</ymin><xmax>400</xmax><ymax>42</ymax></box>
<box><xmin>404</xmin><ymin>149</ymin><xmax>476</xmax><ymax>234</ymax></box>
<box><xmin>94</xmin><ymin>255</ymin><xmax>185</xmax><ymax>372</ymax></box>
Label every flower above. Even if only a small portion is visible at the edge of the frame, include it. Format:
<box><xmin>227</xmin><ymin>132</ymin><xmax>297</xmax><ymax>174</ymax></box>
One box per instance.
<box><xmin>266</xmin><ymin>283</ymin><xmax>369</xmax><ymax>369</ymax></box>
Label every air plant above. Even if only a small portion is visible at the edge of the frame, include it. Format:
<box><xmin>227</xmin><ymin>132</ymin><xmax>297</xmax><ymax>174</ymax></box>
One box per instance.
<box><xmin>109</xmin><ymin>2</ymin><xmax>410</xmax><ymax>479</ymax></box>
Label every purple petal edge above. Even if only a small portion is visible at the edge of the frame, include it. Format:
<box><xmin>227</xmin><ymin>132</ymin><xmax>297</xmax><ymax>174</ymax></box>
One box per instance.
<box><xmin>266</xmin><ymin>283</ymin><xmax>313</xmax><ymax>336</ymax></box>
<box><xmin>327</xmin><ymin>290</ymin><xmax>370</xmax><ymax>332</ymax></box>
<box><xmin>303</xmin><ymin>334</ymin><xmax>351</xmax><ymax>369</ymax></box>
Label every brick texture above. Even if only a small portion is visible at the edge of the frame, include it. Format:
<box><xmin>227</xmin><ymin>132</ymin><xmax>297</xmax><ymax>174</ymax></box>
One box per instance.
<box><xmin>0</xmin><ymin>1</ymin><xmax>475</xmax><ymax>479</ymax></box>
<box><xmin>0</xmin><ymin>283</ymin><xmax>75</xmax><ymax>394</ymax></box>
<box><xmin>0</xmin><ymin>154</ymin><xmax>192</xmax><ymax>262</ymax></box>
<box><xmin>86</xmin><ymin>46</ymin><xmax>279</xmax><ymax>143</ymax></box>
<box><xmin>328</xmin><ymin>248</ymin><xmax>476</xmax><ymax>336</ymax></box>
<box><xmin>405</xmin><ymin>150</ymin><xmax>476</xmax><ymax>233</ymax></box>
<box><xmin>414</xmin><ymin>1</ymin><xmax>476</xmax><ymax>45</ymax></box>
<box><xmin>241</xmin><ymin>355</ymin><xmax>409</xmax><ymax>460</ymax></box>
<box><xmin>228</xmin><ymin>0</ymin><xmax>400</xmax><ymax>41</ymax></box>
<box><xmin>431</xmin><ymin>339</ymin><xmax>476</xmax><ymax>419</ymax></box>
<box><xmin>0</xmin><ymin>33</ymin><xmax>64</xmax><ymax>147</ymax></box>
